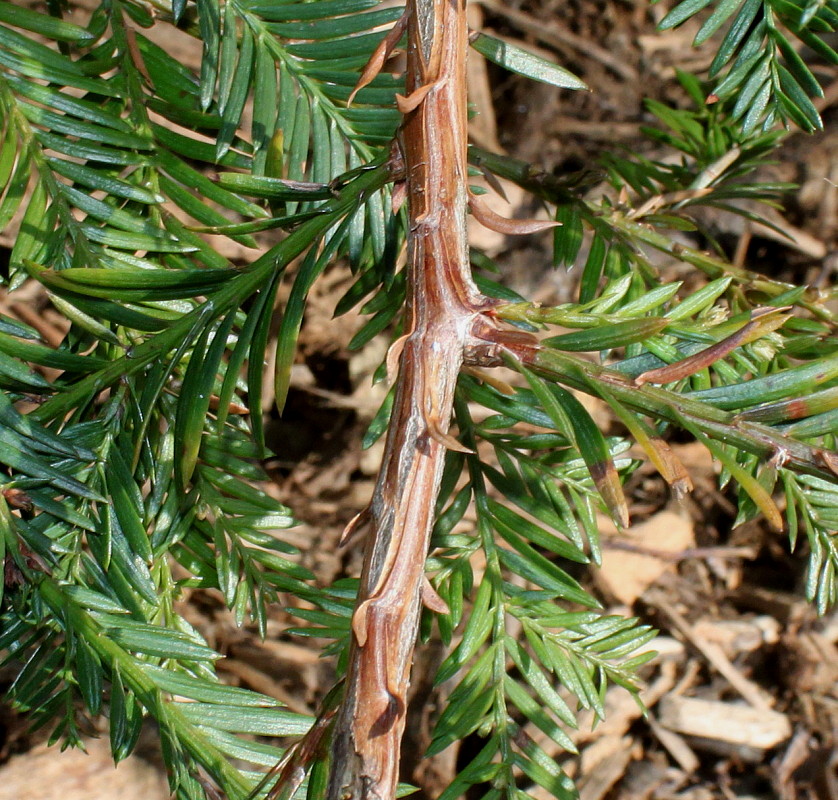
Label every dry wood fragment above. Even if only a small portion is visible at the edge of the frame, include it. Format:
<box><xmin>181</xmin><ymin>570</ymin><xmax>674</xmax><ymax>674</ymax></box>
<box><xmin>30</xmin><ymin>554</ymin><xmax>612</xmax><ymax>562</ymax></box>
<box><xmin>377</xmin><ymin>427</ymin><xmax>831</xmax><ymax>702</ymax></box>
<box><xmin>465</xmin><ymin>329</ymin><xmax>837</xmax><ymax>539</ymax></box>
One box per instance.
<box><xmin>731</xmin><ymin>585</ymin><xmax>810</xmax><ymax>626</ymax></box>
<box><xmin>1</xmin><ymin>737</ymin><xmax>169</xmax><ymax>800</ymax></box>
<box><xmin>652</xmin><ymin>636</ymin><xmax>687</xmax><ymax>660</ymax></box>
<box><xmin>657</xmin><ymin>696</ymin><xmax>792</xmax><ymax>753</ymax></box>
<box><xmin>595</xmin><ymin>510</ymin><xmax>694</xmax><ymax>605</ymax></box>
<box><xmin>578</xmin><ymin>735</ymin><xmax>635</xmax><ymax>800</ymax></box>
<box><xmin>691</xmin><ymin>616</ymin><xmax>780</xmax><ymax>658</ymax></box>
<box><xmin>780</xmin><ymin>629</ymin><xmax>838</xmax><ymax>695</ymax></box>
<box><xmin>618</xmin><ymin>761</ymin><xmax>686</xmax><ymax>800</ymax></box>
<box><xmin>647</xmin><ymin>714</ymin><xmax>700</xmax><ymax>774</ymax></box>
<box><xmin>647</xmin><ymin>590</ymin><xmax>775</xmax><ymax>711</ymax></box>
<box><xmin>774</xmin><ymin>726</ymin><xmax>817</xmax><ymax>799</ymax></box>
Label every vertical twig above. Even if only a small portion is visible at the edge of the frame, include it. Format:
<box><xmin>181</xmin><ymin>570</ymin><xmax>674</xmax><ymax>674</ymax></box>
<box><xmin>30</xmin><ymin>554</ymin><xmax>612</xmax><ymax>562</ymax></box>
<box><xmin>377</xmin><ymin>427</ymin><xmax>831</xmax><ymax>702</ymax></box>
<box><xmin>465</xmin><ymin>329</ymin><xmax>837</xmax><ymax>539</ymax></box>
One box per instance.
<box><xmin>326</xmin><ymin>0</ymin><xmax>490</xmax><ymax>797</ymax></box>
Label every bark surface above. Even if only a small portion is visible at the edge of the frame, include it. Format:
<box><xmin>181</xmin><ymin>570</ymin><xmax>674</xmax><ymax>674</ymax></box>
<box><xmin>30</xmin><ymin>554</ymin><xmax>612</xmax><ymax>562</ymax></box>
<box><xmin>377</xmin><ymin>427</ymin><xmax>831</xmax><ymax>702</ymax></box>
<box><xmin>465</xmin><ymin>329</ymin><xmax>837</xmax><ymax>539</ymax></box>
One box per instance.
<box><xmin>325</xmin><ymin>0</ymin><xmax>493</xmax><ymax>797</ymax></box>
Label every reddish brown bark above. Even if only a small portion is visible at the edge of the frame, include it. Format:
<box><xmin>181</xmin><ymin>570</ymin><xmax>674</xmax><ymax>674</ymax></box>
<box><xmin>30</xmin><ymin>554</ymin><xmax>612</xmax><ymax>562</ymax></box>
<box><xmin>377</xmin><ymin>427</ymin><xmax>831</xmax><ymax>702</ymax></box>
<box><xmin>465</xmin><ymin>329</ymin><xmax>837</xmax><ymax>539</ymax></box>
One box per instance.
<box><xmin>325</xmin><ymin>0</ymin><xmax>497</xmax><ymax>797</ymax></box>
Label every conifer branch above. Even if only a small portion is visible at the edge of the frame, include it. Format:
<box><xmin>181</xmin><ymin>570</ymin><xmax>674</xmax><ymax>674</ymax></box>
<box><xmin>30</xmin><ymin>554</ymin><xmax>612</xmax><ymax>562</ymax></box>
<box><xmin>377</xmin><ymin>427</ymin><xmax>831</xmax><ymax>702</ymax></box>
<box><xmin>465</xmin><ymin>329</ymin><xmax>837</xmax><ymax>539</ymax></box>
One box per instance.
<box><xmin>327</xmin><ymin>0</ymin><xmax>497</xmax><ymax>796</ymax></box>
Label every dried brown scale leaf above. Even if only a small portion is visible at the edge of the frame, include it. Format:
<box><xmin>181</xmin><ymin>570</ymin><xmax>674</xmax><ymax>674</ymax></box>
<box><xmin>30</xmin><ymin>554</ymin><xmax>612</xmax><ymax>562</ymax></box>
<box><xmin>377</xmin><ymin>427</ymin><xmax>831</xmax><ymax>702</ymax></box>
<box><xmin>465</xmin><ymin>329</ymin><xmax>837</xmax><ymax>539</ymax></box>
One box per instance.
<box><xmin>420</xmin><ymin>576</ymin><xmax>450</xmax><ymax>614</ymax></box>
<box><xmin>635</xmin><ymin>307</ymin><xmax>792</xmax><ymax>387</ymax></box>
<box><xmin>339</xmin><ymin>507</ymin><xmax>372</xmax><ymax>548</ymax></box>
<box><xmin>2</xmin><ymin>488</ymin><xmax>33</xmax><ymax>512</ymax></box>
<box><xmin>384</xmin><ymin>333</ymin><xmax>409</xmax><ymax>384</ymax></box>
<box><xmin>468</xmin><ymin>193</ymin><xmax>561</xmax><ymax>235</ymax></box>
<box><xmin>390</xmin><ymin>180</ymin><xmax>407</xmax><ymax>213</ymax></box>
<box><xmin>816</xmin><ymin>449</ymin><xmax>838</xmax><ymax>477</ymax></box>
<box><xmin>461</xmin><ymin>365</ymin><xmax>515</xmax><ymax>394</ymax></box>
<box><xmin>395</xmin><ymin>82</ymin><xmax>435</xmax><ymax>113</ymax></box>
<box><xmin>347</xmin><ymin>12</ymin><xmax>410</xmax><ymax>107</ymax></box>
<box><xmin>426</xmin><ymin>417</ymin><xmax>475</xmax><ymax>453</ymax></box>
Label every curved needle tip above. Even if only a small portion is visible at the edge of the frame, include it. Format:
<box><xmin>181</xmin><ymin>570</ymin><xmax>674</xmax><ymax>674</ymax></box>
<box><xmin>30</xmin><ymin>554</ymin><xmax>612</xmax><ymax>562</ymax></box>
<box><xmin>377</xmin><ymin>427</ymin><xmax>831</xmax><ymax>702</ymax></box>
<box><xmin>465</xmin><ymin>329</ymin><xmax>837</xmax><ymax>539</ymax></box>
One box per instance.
<box><xmin>339</xmin><ymin>507</ymin><xmax>371</xmax><ymax>547</ymax></box>
<box><xmin>352</xmin><ymin>600</ymin><xmax>372</xmax><ymax>647</ymax></box>
<box><xmin>395</xmin><ymin>82</ymin><xmax>435</xmax><ymax>113</ymax></box>
<box><xmin>427</xmin><ymin>417</ymin><xmax>474</xmax><ymax>453</ymax></box>
<box><xmin>422</xmin><ymin>576</ymin><xmax>450</xmax><ymax>614</ymax></box>
<box><xmin>386</xmin><ymin>333</ymin><xmax>410</xmax><ymax>383</ymax></box>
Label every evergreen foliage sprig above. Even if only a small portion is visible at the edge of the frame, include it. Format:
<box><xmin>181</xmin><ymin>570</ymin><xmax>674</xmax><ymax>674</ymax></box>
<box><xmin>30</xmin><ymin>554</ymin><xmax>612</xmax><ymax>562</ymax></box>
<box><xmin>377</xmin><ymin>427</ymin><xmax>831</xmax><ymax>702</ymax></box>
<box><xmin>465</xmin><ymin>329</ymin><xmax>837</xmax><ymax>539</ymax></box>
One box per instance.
<box><xmin>654</xmin><ymin>0</ymin><xmax>837</xmax><ymax>131</ymax></box>
<box><xmin>0</xmin><ymin>0</ymin><xmax>835</xmax><ymax>798</ymax></box>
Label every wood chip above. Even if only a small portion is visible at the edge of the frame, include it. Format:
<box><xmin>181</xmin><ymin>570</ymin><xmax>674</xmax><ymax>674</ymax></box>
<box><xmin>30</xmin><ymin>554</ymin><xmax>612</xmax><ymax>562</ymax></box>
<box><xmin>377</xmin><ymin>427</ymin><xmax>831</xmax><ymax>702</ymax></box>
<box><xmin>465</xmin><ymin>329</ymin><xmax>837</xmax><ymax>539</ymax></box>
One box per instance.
<box><xmin>691</xmin><ymin>616</ymin><xmax>780</xmax><ymax>658</ymax></box>
<box><xmin>578</xmin><ymin>735</ymin><xmax>635</xmax><ymax>800</ymax></box>
<box><xmin>618</xmin><ymin>761</ymin><xmax>687</xmax><ymax>800</ymax></box>
<box><xmin>0</xmin><ymin>737</ymin><xmax>169</xmax><ymax>800</ymax></box>
<box><xmin>774</xmin><ymin>726</ymin><xmax>816</xmax><ymax>794</ymax></box>
<box><xmin>647</xmin><ymin>591</ymin><xmax>775</xmax><ymax>711</ymax></box>
<box><xmin>647</xmin><ymin>714</ymin><xmax>700</xmax><ymax>774</ymax></box>
<box><xmin>657</xmin><ymin>696</ymin><xmax>792</xmax><ymax>752</ymax></box>
<box><xmin>731</xmin><ymin>584</ymin><xmax>810</xmax><ymax>627</ymax></box>
<box><xmin>595</xmin><ymin>510</ymin><xmax>694</xmax><ymax>605</ymax></box>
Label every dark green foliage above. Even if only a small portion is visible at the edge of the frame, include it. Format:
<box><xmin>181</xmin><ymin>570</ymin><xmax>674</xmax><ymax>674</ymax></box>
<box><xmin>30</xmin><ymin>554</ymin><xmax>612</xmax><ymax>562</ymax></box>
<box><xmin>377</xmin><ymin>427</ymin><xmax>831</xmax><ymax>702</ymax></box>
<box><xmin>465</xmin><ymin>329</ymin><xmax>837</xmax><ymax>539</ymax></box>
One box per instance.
<box><xmin>656</xmin><ymin>0</ymin><xmax>836</xmax><ymax>131</ymax></box>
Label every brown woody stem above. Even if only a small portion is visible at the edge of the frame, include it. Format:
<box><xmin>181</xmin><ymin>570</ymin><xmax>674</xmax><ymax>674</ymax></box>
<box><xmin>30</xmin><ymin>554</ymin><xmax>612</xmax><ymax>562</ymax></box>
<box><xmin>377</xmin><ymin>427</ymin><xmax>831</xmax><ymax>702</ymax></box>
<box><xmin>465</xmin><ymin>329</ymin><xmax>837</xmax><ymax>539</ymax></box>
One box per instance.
<box><xmin>326</xmin><ymin>1</ymin><xmax>495</xmax><ymax>798</ymax></box>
